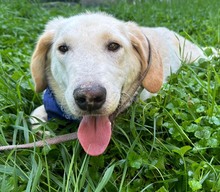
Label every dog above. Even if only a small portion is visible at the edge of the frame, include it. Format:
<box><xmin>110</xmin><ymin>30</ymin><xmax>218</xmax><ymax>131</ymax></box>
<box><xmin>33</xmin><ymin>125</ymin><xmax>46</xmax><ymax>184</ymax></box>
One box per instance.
<box><xmin>30</xmin><ymin>12</ymin><xmax>205</xmax><ymax>156</ymax></box>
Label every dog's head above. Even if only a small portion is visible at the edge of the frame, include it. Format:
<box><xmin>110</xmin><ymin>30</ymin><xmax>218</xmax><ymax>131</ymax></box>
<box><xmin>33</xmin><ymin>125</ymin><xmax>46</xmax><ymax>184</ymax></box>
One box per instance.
<box><xmin>31</xmin><ymin>12</ymin><xmax>163</xmax><ymax>156</ymax></box>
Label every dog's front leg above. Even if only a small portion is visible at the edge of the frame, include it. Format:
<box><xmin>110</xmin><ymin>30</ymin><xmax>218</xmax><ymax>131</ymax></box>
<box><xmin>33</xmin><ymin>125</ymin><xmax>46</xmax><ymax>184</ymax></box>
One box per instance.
<box><xmin>30</xmin><ymin>105</ymin><xmax>50</xmax><ymax>136</ymax></box>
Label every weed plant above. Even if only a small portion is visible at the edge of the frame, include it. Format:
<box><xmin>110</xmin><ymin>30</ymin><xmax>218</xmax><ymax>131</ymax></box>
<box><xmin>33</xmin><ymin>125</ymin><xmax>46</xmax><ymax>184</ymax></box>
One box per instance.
<box><xmin>0</xmin><ymin>0</ymin><xmax>219</xmax><ymax>191</ymax></box>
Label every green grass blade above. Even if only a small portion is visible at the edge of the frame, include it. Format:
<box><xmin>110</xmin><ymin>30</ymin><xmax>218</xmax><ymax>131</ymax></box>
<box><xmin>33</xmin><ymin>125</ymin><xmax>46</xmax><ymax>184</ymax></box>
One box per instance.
<box><xmin>31</xmin><ymin>156</ymin><xmax>42</xmax><ymax>192</ymax></box>
<box><xmin>163</xmin><ymin>108</ymin><xmax>194</xmax><ymax>146</ymax></box>
<box><xmin>94</xmin><ymin>164</ymin><xmax>115</xmax><ymax>192</ymax></box>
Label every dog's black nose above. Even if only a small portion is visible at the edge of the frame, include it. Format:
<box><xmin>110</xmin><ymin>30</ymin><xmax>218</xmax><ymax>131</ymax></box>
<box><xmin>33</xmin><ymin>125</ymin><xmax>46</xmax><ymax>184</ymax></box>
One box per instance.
<box><xmin>73</xmin><ymin>84</ymin><xmax>106</xmax><ymax>111</ymax></box>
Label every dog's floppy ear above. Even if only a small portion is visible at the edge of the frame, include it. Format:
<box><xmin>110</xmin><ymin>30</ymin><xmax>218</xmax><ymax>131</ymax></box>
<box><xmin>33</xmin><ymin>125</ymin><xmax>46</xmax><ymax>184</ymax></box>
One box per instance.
<box><xmin>126</xmin><ymin>22</ymin><xmax>163</xmax><ymax>93</ymax></box>
<box><xmin>31</xmin><ymin>17</ymin><xmax>67</xmax><ymax>93</ymax></box>
<box><xmin>31</xmin><ymin>31</ymin><xmax>54</xmax><ymax>93</ymax></box>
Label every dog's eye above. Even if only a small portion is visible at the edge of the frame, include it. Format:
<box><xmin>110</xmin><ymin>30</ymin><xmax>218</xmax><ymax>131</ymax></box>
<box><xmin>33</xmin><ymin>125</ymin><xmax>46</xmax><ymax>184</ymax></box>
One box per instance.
<box><xmin>58</xmin><ymin>45</ymin><xmax>68</xmax><ymax>53</ymax></box>
<box><xmin>108</xmin><ymin>43</ymin><xmax>121</xmax><ymax>51</ymax></box>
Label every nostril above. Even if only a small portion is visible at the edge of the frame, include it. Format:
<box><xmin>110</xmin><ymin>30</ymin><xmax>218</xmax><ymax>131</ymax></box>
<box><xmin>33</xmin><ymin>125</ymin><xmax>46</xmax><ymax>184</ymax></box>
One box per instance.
<box><xmin>94</xmin><ymin>96</ymin><xmax>105</xmax><ymax>103</ymax></box>
<box><xmin>75</xmin><ymin>97</ymin><xmax>86</xmax><ymax>104</ymax></box>
<box><xmin>94</xmin><ymin>97</ymin><xmax>101</xmax><ymax>103</ymax></box>
<box><xmin>74</xmin><ymin>94</ymin><xmax>87</xmax><ymax>111</ymax></box>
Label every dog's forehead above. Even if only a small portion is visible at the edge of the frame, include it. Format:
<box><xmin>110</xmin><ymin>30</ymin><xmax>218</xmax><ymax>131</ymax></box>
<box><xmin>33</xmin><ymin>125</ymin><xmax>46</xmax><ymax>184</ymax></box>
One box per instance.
<box><xmin>61</xmin><ymin>14</ymin><xmax>126</xmax><ymax>37</ymax></box>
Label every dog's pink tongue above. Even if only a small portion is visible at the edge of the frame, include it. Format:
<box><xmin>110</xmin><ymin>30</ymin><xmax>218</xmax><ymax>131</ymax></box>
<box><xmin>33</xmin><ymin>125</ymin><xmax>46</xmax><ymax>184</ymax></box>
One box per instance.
<box><xmin>78</xmin><ymin>116</ymin><xmax>111</xmax><ymax>156</ymax></box>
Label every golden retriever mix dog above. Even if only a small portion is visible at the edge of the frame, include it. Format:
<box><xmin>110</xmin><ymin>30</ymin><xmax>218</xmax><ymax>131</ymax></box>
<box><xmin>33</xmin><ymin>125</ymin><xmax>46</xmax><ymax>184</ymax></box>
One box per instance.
<box><xmin>29</xmin><ymin>12</ymin><xmax>205</xmax><ymax>156</ymax></box>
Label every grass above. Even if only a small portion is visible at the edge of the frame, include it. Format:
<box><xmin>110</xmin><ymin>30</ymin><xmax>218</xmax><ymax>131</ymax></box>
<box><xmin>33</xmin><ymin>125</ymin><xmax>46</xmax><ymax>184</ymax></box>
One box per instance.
<box><xmin>0</xmin><ymin>0</ymin><xmax>219</xmax><ymax>191</ymax></box>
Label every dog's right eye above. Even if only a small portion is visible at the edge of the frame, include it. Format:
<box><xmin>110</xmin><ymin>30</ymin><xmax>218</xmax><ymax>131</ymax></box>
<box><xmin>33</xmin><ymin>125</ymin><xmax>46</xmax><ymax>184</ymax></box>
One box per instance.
<box><xmin>108</xmin><ymin>43</ymin><xmax>121</xmax><ymax>52</ymax></box>
<box><xmin>58</xmin><ymin>45</ymin><xmax>68</xmax><ymax>53</ymax></box>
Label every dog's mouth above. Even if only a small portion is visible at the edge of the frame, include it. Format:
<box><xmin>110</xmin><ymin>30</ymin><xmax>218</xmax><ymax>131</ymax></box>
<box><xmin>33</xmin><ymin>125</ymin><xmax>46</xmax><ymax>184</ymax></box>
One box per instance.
<box><xmin>77</xmin><ymin>115</ymin><xmax>111</xmax><ymax>156</ymax></box>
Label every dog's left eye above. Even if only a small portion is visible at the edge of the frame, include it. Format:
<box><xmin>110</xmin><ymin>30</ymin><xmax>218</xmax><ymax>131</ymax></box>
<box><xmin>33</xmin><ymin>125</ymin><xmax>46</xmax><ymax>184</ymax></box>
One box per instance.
<box><xmin>108</xmin><ymin>43</ymin><xmax>121</xmax><ymax>51</ymax></box>
<box><xmin>58</xmin><ymin>45</ymin><xmax>68</xmax><ymax>53</ymax></box>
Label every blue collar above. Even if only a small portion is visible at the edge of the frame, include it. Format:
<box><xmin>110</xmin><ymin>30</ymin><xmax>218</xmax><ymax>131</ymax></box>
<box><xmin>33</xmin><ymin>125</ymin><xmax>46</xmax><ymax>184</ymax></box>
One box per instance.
<box><xmin>43</xmin><ymin>87</ymin><xmax>77</xmax><ymax>122</ymax></box>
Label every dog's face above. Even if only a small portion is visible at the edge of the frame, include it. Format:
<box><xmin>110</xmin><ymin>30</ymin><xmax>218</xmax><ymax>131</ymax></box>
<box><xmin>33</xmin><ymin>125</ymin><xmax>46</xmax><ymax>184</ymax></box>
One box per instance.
<box><xmin>49</xmin><ymin>14</ymin><xmax>141</xmax><ymax>117</ymax></box>
<box><xmin>31</xmin><ymin>12</ymin><xmax>163</xmax><ymax>156</ymax></box>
